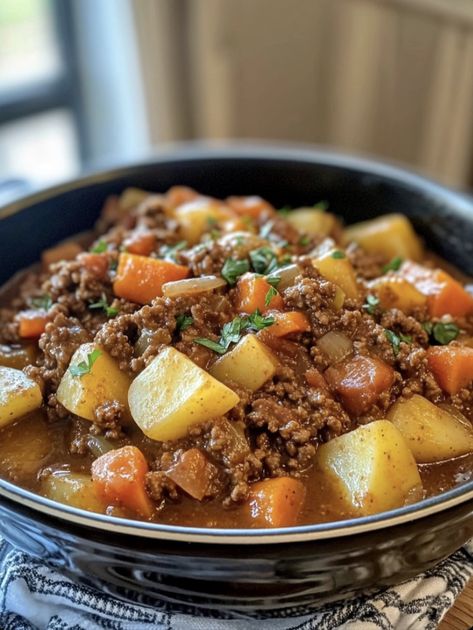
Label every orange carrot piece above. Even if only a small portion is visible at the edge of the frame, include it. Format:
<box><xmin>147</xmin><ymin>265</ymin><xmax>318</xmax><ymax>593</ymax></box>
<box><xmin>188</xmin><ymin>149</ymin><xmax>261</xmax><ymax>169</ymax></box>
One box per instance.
<box><xmin>427</xmin><ymin>346</ymin><xmax>473</xmax><ymax>395</ymax></box>
<box><xmin>305</xmin><ymin>368</ymin><xmax>329</xmax><ymax>390</ymax></box>
<box><xmin>226</xmin><ymin>196</ymin><xmax>276</xmax><ymax>219</ymax></box>
<box><xmin>266</xmin><ymin>311</ymin><xmax>310</xmax><ymax>337</ymax></box>
<box><xmin>165</xmin><ymin>186</ymin><xmax>200</xmax><ymax>210</ymax></box>
<box><xmin>324</xmin><ymin>355</ymin><xmax>395</xmax><ymax>416</ymax></box>
<box><xmin>400</xmin><ymin>262</ymin><xmax>473</xmax><ymax>318</ymax></box>
<box><xmin>113</xmin><ymin>253</ymin><xmax>189</xmax><ymax>304</ymax></box>
<box><xmin>236</xmin><ymin>273</ymin><xmax>284</xmax><ymax>314</ymax></box>
<box><xmin>78</xmin><ymin>253</ymin><xmax>109</xmax><ymax>279</ymax></box>
<box><xmin>247</xmin><ymin>477</ymin><xmax>306</xmax><ymax>528</ymax></box>
<box><xmin>166</xmin><ymin>448</ymin><xmax>216</xmax><ymax>501</ymax></box>
<box><xmin>124</xmin><ymin>232</ymin><xmax>156</xmax><ymax>257</ymax></box>
<box><xmin>91</xmin><ymin>445</ymin><xmax>153</xmax><ymax>518</ymax></box>
<box><xmin>17</xmin><ymin>310</ymin><xmax>49</xmax><ymax>338</ymax></box>
<box><xmin>42</xmin><ymin>241</ymin><xmax>82</xmax><ymax>267</ymax></box>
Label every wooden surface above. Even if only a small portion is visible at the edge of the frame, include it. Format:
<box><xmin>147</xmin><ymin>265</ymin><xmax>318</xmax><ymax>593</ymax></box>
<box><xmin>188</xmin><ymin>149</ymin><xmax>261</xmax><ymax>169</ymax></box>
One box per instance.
<box><xmin>440</xmin><ymin>579</ymin><xmax>473</xmax><ymax>629</ymax></box>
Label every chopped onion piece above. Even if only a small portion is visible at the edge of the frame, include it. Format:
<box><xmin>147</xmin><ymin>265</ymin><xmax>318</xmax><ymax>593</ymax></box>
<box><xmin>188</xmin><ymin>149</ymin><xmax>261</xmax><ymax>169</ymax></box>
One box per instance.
<box><xmin>162</xmin><ymin>275</ymin><xmax>226</xmax><ymax>298</ymax></box>
<box><xmin>87</xmin><ymin>435</ymin><xmax>114</xmax><ymax>458</ymax></box>
<box><xmin>309</xmin><ymin>238</ymin><xmax>336</xmax><ymax>259</ymax></box>
<box><xmin>135</xmin><ymin>329</ymin><xmax>153</xmax><ymax>356</ymax></box>
<box><xmin>316</xmin><ymin>331</ymin><xmax>353</xmax><ymax>364</ymax></box>
<box><xmin>268</xmin><ymin>264</ymin><xmax>301</xmax><ymax>290</ymax></box>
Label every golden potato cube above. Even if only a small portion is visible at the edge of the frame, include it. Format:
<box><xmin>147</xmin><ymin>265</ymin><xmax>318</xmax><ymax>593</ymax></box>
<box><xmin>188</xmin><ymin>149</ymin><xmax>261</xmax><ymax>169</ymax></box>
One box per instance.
<box><xmin>0</xmin><ymin>367</ymin><xmax>42</xmax><ymax>428</ymax></box>
<box><xmin>344</xmin><ymin>214</ymin><xmax>423</xmax><ymax>261</ymax></box>
<box><xmin>118</xmin><ymin>187</ymin><xmax>152</xmax><ymax>212</ymax></box>
<box><xmin>387</xmin><ymin>394</ymin><xmax>473</xmax><ymax>463</ymax></box>
<box><xmin>312</xmin><ymin>250</ymin><xmax>359</xmax><ymax>300</ymax></box>
<box><xmin>315</xmin><ymin>420</ymin><xmax>422</xmax><ymax>516</ymax></box>
<box><xmin>209</xmin><ymin>334</ymin><xmax>278</xmax><ymax>391</ymax></box>
<box><xmin>0</xmin><ymin>412</ymin><xmax>51</xmax><ymax>480</ymax></box>
<box><xmin>57</xmin><ymin>343</ymin><xmax>131</xmax><ymax>421</ymax></box>
<box><xmin>286</xmin><ymin>208</ymin><xmax>336</xmax><ymax>237</ymax></box>
<box><xmin>175</xmin><ymin>199</ymin><xmax>233</xmax><ymax>244</ymax></box>
<box><xmin>41</xmin><ymin>473</ymin><xmax>106</xmax><ymax>513</ymax></box>
<box><xmin>128</xmin><ymin>347</ymin><xmax>240</xmax><ymax>441</ymax></box>
<box><xmin>368</xmin><ymin>276</ymin><xmax>426</xmax><ymax>312</ymax></box>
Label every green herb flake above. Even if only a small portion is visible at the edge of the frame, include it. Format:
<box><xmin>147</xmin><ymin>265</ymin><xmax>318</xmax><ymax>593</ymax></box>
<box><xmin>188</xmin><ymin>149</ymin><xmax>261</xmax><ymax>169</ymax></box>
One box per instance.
<box><xmin>90</xmin><ymin>240</ymin><xmax>108</xmax><ymax>254</ymax></box>
<box><xmin>89</xmin><ymin>294</ymin><xmax>119</xmax><ymax>317</ymax></box>
<box><xmin>331</xmin><ymin>250</ymin><xmax>346</xmax><ymax>259</ymax></box>
<box><xmin>206</xmin><ymin>216</ymin><xmax>218</xmax><ymax>228</ymax></box>
<box><xmin>298</xmin><ymin>235</ymin><xmax>311</xmax><ymax>247</ymax></box>
<box><xmin>247</xmin><ymin>309</ymin><xmax>275</xmax><ymax>331</ymax></box>
<box><xmin>260</xmin><ymin>221</ymin><xmax>274</xmax><ymax>240</ymax></box>
<box><xmin>249</xmin><ymin>247</ymin><xmax>279</xmax><ymax>275</ymax></box>
<box><xmin>277</xmin><ymin>206</ymin><xmax>291</xmax><ymax>217</ymax></box>
<box><xmin>384</xmin><ymin>329</ymin><xmax>411</xmax><ymax>356</ymax></box>
<box><xmin>159</xmin><ymin>241</ymin><xmax>187</xmax><ymax>262</ymax></box>
<box><xmin>109</xmin><ymin>259</ymin><xmax>118</xmax><ymax>271</ymax></box>
<box><xmin>221</xmin><ymin>258</ymin><xmax>250</xmax><ymax>285</ymax></box>
<box><xmin>193</xmin><ymin>338</ymin><xmax>227</xmax><ymax>355</ymax></box>
<box><xmin>176</xmin><ymin>313</ymin><xmax>194</xmax><ymax>332</ymax></box>
<box><xmin>363</xmin><ymin>294</ymin><xmax>380</xmax><ymax>315</ymax></box>
<box><xmin>266</xmin><ymin>275</ymin><xmax>281</xmax><ymax>289</ymax></box>
<box><xmin>235</xmin><ymin>236</ymin><xmax>245</xmax><ymax>246</ymax></box>
<box><xmin>313</xmin><ymin>200</ymin><xmax>329</xmax><ymax>212</ymax></box>
<box><xmin>70</xmin><ymin>348</ymin><xmax>102</xmax><ymax>377</ymax></box>
<box><xmin>422</xmin><ymin>321</ymin><xmax>434</xmax><ymax>335</ymax></box>
<box><xmin>432</xmin><ymin>322</ymin><xmax>460</xmax><ymax>345</ymax></box>
<box><xmin>30</xmin><ymin>294</ymin><xmax>53</xmax><ymax>311</ymax></box>
<box><xmin>382</xmin><ymin>256</ymin><xmax>403</xmax><ymax>274</ymax></box>
<box><xmin>279</xmin><ymin>254</ymin><xmax>293</xmax><ymax>266</ymax></box>
<box><xmin>265</xmin><ymin>285</ymin><xmax>278</xmax><ymax>307</ymax></box>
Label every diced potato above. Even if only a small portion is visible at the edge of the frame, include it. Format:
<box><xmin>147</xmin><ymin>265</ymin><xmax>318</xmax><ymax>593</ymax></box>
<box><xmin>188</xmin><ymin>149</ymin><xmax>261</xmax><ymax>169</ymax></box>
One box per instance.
<box><xmin>315</xmin><ymin>420</ymin><xmax>422</xmax><ymax>516</ymax></box>
<box><xmin>0</xmin><ymin>412</ymin><xmax>51</xmax><ymax>479</ymax></box>
<box><xmin>128</xmin><ymin>347</ymin><xmax>240</xmax><ymax>441</ymax></box>
<box><xmin>118</xmin><ymin>187</ymin><xmax>152</xmax><ymax>212</ymax></box>
<box><xmin>286</xmin><ymin>208</ymin><xmax>336</xmax><ymax>237</ymax></box>
<box><xmin>344</xmin><ymin>214</ymin><xmax>423</xmax><ymax>261</ymax></box>
<box><xmin>312</xmin><ymin>250</ymin><xmax>359</xmax><ymax>300</ymax></box>
<box><xmin>387</xmin><ymin>394</ymin><xmax>473</xmax><ymax>463</ymax></box>
<box><xmin>368</xmin><ymin>276</ymin><xmax>426</xmax><ymax>312</ymax></box>
<box><xmin>0</xmin><ymin>344</ymin><xmax>36</xmax><ymax>369</ymax></box>
<box><xmin>56</xmin><ymin>343</ymin><xmax>131</xmax><ymax>421</ymax></box>
<box><xmin>41</xmin><ymin>472</ymin><xmax>106</xmax><ymax>513</ymax></box>
<box><xmin>0</xmin><ymin>367</ymin><xmax>42</xmax><ymax>428</ymax></box>
<box><xmin>209</xmin><ymin>334</ymin><xmax>278</xmax><ymax>391</ymax></box>
<box><xmin>175</xmin><ymin>199</ymin><xmax>234</xmax><ymax>244</ymax></box>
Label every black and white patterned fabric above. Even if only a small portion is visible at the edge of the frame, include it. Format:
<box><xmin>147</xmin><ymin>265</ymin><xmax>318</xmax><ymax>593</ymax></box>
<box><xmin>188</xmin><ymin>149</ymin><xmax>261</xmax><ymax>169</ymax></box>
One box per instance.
<box><xmin>0</xmin><ymin>539</ymin><xmax>472</xmax><ymax>630</ymax></box>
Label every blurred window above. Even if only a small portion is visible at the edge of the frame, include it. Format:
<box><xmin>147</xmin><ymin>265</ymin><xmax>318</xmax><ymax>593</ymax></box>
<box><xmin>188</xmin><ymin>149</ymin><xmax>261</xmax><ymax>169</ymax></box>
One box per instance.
<box><xmin>0</xmin><ymin>0</ymin><xmax>83</xmax><ymax>185</ymax></box>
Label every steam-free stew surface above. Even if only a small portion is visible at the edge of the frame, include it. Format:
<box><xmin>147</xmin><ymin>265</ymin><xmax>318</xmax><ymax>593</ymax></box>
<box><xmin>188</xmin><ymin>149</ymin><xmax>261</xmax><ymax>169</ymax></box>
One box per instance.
<box><xmin>1</xmin><ymin>186</ymin><xmax>473</xmax><ymax>528</ymax></box>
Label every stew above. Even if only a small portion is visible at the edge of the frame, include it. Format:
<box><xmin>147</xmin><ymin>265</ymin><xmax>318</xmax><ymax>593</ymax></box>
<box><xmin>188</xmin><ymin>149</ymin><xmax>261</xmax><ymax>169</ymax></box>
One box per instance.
<box><xmin>1</xmin><ymin>186</ymin><xmax>473</xmax><ymax>528</ymax></box>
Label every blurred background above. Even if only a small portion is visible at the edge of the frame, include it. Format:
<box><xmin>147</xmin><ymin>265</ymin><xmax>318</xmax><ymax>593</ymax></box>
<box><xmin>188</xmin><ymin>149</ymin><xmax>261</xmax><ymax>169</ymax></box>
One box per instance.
<box><xmin>1</xmin><ymin>0</ymin><xmax>473</xmax><ymax>193</ymax></box>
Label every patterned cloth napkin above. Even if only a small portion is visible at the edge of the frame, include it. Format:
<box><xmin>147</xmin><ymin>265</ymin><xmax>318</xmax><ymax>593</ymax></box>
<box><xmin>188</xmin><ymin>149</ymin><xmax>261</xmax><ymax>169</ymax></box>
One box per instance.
<box><xmin>0</xmin><ymin>539</ymin><xmax>472</xmax><ymax>630</ymax></box>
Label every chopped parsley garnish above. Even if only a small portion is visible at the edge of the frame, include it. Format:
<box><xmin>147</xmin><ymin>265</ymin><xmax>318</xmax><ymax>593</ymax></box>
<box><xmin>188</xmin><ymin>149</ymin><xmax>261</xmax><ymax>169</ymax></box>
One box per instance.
<box><xmin>266</xmin><ymin>275</ymin><xmax>281</xmax><ymax>288</ymax></box>
<box><xmin>314</xmin><ymin>200</ymin><xmax>329</xmax><ymax>212</ymax></box>
<box><xmin>159</xmin><ymin>241</ymin><xmax>187</xmax><ymax>262</ymax></box>
<box><xmin>424</xmin><ymin>321</ymin><xmax>459</xmax><ymax>345</ymax></box>
<box><xmin>109</xmin><ymin>259</ymin><xmax>118</xmax><ymax>271</ymax></box>
<box><xmin>265</xmin><ymin>285</ymin><xmax>278</xmax><ymax>306</ymax></box>
<box><xmin>89</xmin><ymin>294</ymin><xmax>119</xmax><ymax>317</ymax></box>
<box><xmin>90</xmin><ymin>240</ymin><xmax>108</xmax><ymax>254</ymax></box>
<box><xmin>331</xmin><ymin>250</ymin><xmax>346</xmax><ymax>259</ymax></box>
<box><xmin>235</xmin><ymin>236</ymin><xmax>245</xmax><ymax>246</ymax></box>
<box><xmin>176</xmin><ymin>313</ymin><xmax>194</xmax><ymax>332</ymax></box>
<box><xmin>194</xmin><ymin>311</ymin><xmax>275</xmax><ymax>354</ymax></box>
<box><xmin>363</xmin><ymin>294</ymin><xmax>380</xmax><ymax>315</ymax></box>
<box><xmin>69</xmin><ymin>348</ymin><xmax>102</xmax><ymax>377</ymax></box>
<box><xmin>279</xmin><ymin>254</ymin><xmax>293</xmax><ymax>266</ymax></box>
<box><xmin>260</xmin><ymin>221</ymin><xmax>274</xmax><ymax>239</ymax></box>
<box><xmin>298</xmin><ymin>235</ymin><xmax>311</xmax><ymax>247</ymax></box>
<box><xmin>206</xmin><ymin>216</ymin><xmax>218</xmax><ymax>228</ymax></box>
<box><xmin>249</xmin><ymin>247</ymin><xmax>279</xmax><ymax>275</ymax></box>
<box><xmin>277</xmin><ymin>206</ymin><xmax>291</xmax><ymax>217</ymax></box>
<box><xmin>382</xmin><ymin>256</ymin><xmax>403</xmax><ymax>274</ymax></box>
<box><xmin>221</xmin><ymin>258</ymin><xmax>250</xmax><ymax>285</ymax></box>
<box><xmin>384</xmin><ymin>329</ymin><xmax>412</xmax><ymax>356</ymax></box>
<box><xmin>30</xmin><ymin>294</ymin><xmax>52</xmax><ymax>311</ymax></box>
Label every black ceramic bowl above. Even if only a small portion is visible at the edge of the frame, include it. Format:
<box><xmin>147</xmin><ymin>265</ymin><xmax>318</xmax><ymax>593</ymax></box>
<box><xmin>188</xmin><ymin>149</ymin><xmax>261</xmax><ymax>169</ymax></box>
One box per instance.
<box><xmin>1</xmin><ymin>145</ymin><xmax>473</xmax><ymax>613</ymax></box>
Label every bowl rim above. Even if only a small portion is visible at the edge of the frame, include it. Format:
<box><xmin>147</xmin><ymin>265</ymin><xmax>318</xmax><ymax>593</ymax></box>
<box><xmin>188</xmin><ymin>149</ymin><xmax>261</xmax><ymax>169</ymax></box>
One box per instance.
<box><xmin>2</xmin><ymin>142</ymin><xmax>473</xmax><ymax>545</ymax></box>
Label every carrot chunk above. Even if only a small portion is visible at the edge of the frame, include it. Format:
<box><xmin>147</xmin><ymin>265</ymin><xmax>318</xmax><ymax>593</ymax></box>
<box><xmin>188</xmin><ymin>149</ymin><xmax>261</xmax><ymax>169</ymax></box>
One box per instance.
<box><xmin>325</xmin><ymin>355</ymin><xmax>395</xmax><ymax>416</ymax></box>
<box><xmin>427</xmin><ymin>346</ymin><xmax>473</xmax><ymax>395</ymax></box>
<box><xmin>226</xmin><ymin>196</ymin><xmax>276</xmax><ymax>219</ymax></box>
<box><xmin>305</xmin><ymin>368</ymin><xmax>329</xmax><ymax>390</ymax></box>
<box><xmin>78</xmin><ymin>253</ymin><xmax>109</xmax><ymax>279</ymax></box>
<box><xmin>400</xmin><ymin>262</ymin><xmax>473</xmax><ymax>318</ymax></box>
<box><xmin>113</xmin><ymin>253</ymin><xmax>189</xmax><ymax>304</ymax></box>
<box><xmin>165</xmin><ymin>186</ymin><xmax>200</xmax><ymax>210</ymax></box>
<box><xmin>17</xmin><ymin>310</ymin><xmax>49</xmax><ymax>339</ymax></box>
<box><xmin>236</xmin><ymin>273</ymin><xmax>284</xmax><ymax>314</ymax></box>
<box><xmin>266</xmin><ymin>311</ymin><xmax>310</xmax><ymax>337</ymax></box>
<box><xmin>166</xmin><ymin>448</ymin><xmax>216</xmax><ymax>501</ymax></box>
<box><xmin>91</xmin><ymin>445</ymin><xmax>153</xmax><ymax>518</ymax></box>
<box><xmin>247</xmin><ymin>477</ymin><xmax>306</xmax><ymax>528</ymax></box>
<box><xmin>124</xmin><ymin>232</ymin><xmax>156</xmax><ymax>257</ymax></box>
